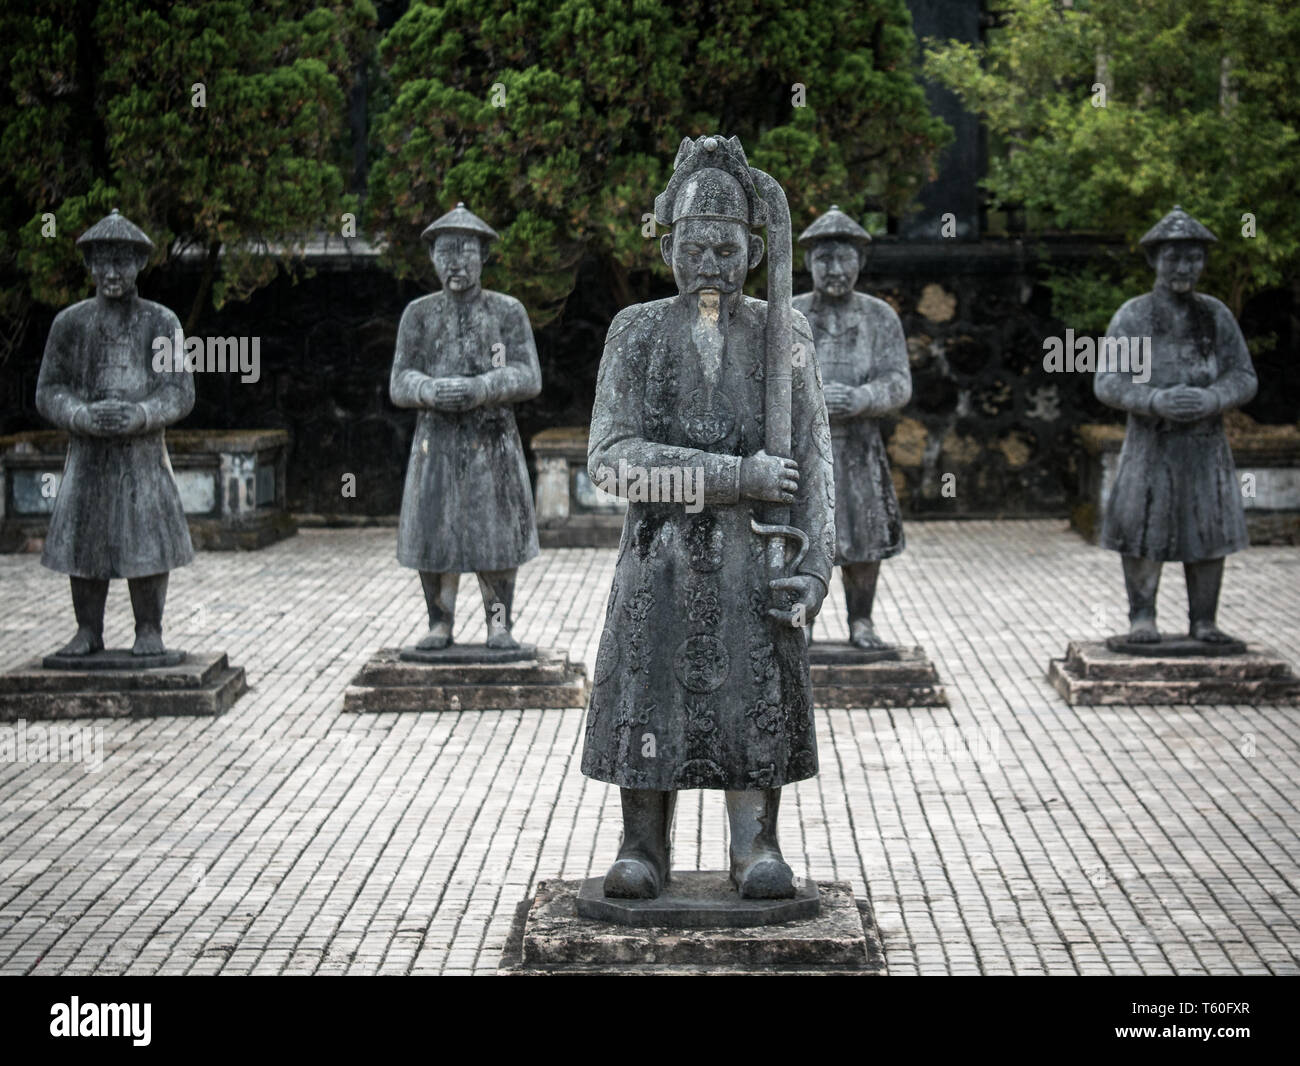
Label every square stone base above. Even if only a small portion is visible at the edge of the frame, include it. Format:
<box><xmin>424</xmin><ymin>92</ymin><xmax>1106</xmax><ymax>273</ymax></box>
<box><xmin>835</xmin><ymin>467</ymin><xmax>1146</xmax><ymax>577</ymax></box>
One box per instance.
<box><xmin>0</xmin><ymin>651</ymin><xmax>247</xmax><ymax>720</ymax></box>
<box><xmin>343</xmin><ymin>647</ymin><xmax>589</xmax><ymax>711</ymax></box>
<box><xmin>1047</xmin><ymin>640</ymin><xmax>1300</xmax><ymax>705</ymax></box>
<box><xmin>500</xmin><ymin>875</ymin><xmax>887</xmax><ymax>975</ymax></box>
<box><xmin>810</xmin><ymin>643</ymin><xmax>947</xmax><ymax>708</ymax></box>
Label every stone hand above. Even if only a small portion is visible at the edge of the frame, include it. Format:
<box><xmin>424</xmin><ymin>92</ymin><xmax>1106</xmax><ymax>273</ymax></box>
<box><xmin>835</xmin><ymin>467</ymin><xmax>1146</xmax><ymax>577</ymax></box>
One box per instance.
<box><xmin>432</xmin><ymin>376</ymin><xmax>486</xmax><ymax>412</ymax></box>
<box><xmin>1153</xmin><ymin>385</ymin><xmax>1217</xmax><ymax>422</ymax></box>
<box><xmin>740</xmin><ymin>450</ymin><xmax>799</xmax><ymax>503</ymax></box>
<box><xmin>766</xmin><ymin>574</ymin><xmax>826</xmax><ymax>627</ymax></box>
<box><xmin>87</xmin><ymin>399</ymin><xmax>143</xmax><ymax>436</ymax></box>
<box><xmin>822</xmin><ymin>381</ymin><xmax>854</xmax><ymax>418</ymax></box>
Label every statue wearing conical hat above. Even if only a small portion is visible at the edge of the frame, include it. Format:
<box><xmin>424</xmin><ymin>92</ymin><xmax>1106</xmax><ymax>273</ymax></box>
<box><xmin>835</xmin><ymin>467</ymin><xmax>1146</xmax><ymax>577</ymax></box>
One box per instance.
<box><xmin>1094</xmin><ymin>206</ymin><xmax>1258</xmax><ymax>645</ymax></box>
<box><xmin>793</xmin><ymin>206</ymin><xmax>911</xmax><ymax>650</ymax></box>
<box><xmin>581</xmin><ymin>135</ymin><xmax>835</xmax><ymax>900</ymax></box>
<box><xmin>36</xmin><ymin>209</ymin><xmax>194</xmax><ymax>660</ymax></box>
<box><xmin>389</xmin><ymin>203</ymin><xmax>542</xmax><ymax>650</ymax></box>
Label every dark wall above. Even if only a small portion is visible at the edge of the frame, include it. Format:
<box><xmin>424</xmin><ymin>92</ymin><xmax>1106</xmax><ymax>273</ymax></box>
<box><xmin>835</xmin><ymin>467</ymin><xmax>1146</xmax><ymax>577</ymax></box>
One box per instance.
<box><xmin>2</xmin><ymin>244</ymin><xmax>1292</xmax><ymax>520</ymax></box>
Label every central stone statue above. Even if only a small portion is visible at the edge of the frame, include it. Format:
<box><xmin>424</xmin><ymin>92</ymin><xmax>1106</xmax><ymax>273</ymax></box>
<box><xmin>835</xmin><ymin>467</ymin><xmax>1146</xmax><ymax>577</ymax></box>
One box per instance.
<box><xmin>390</xmin><ymin>203</ymin><xmax>542</xmax><ymax>651</ymax></box>
<box><xmin>581</xmin><ymin>135</ymin><xmax>835</xmax><ymax>901</ymax></box>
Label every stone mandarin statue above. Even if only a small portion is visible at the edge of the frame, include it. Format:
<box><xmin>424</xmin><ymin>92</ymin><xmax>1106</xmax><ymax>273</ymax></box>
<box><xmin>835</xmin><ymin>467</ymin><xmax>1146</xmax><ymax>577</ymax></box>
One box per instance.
<box><xmin>1095</xmin><ymin>206</ymin><xmax>1258</xmax><ymax>645</ymax></box>
<box><xmin>793</xmin><ymin>207</ymin><xmax>911</xmax><ymax>650</ymax></box>
<box><xmin>582</xmin><ymin>135</ymin><xmax>835</xmax><ymax>900</ymax></box>
<box><xmin>36</xmin><ymin>209</ymin><xmax>195</xmax><ymax>659</ymax></box>
<box><xmin>390</xmin><ymin>203</ymin><xmax>542</xmax><ymax>650</ymax></box>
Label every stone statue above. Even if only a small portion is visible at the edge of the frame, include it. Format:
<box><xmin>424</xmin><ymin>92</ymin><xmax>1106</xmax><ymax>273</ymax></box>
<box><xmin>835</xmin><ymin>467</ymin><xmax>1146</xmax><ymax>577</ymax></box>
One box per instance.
<box><xmin>35</xmin><ymin>209</ymin><xmax>194</xmax><ymax>660</ymax></box>
<box><xmin>793</xmin><ymin>206</ymin><xmax>911</xmax><ymax>649</ymax></box>
<box><xmin>1095</xmin><ymin>206</ymin><xmax>1258</xmax><ymax>645</ymax></box>
<box><xmin>390</xmin><ymin>203</ymin><xmax>542</xmax><ymax>650</ymax></box>
<box><xmin>582</xmin><ymin>135</ymin><xmax>835</xmax><ymax>900</ymax></box>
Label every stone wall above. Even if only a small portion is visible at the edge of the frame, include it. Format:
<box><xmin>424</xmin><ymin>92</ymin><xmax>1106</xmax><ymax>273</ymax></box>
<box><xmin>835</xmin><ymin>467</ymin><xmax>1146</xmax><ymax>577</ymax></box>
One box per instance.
<box><xmin>1</xmin><ymin>241</ymin><xmax>1292</xmax><ymax>520</ymax></box>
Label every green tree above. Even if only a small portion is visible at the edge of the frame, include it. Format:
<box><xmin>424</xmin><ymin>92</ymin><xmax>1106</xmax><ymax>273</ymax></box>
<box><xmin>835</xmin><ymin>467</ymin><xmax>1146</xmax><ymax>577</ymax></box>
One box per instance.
<box><xmin>367</xmin><ymin>0</ymin><xmax>950</xmax><ymax>326</ymax></box>
<box><xmin>0</xmin><ymin>0</ymin><xmax>376</xmax><ymax>336</ymax></box>
<box><xmin>923</xmin><ymin>0</ymin><xmax>1300</xmax><ymax>335</ymax></box>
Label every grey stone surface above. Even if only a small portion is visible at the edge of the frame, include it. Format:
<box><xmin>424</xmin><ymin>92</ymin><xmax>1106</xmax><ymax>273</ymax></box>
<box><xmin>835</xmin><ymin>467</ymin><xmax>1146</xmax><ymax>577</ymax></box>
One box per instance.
<box><xmin>810</xmin><ymin>642</ymin><xmax>947</xmax><ymax>707</ymax></box>
<box><xmin>1105</xmin><ymin>635</ymin><xmax>1247</xmax><ymax>657</ymax></box>
<box><xmin>398</xmin><ymin>644</ymin><xmax>537</xmax><ymax>664</ymax></box>
<box><xmin>506</xmin><ymin>877</ymin><xmax>882</xmax><ymax>973</ymax></box>
<box><xmin>0</xmin><ymin>651</ymin><xmax>245</xmax><ymax>720</ymax></box>
<box><xmin>575</xmin><ymin>870</ymin><xmax>819</xmax><ymax>927</ymax></box>
<box><xmin>1048</xmin><ymin>640</ymin><xmax>1300</xmax><ymax>705</ymax></box>
<box><xmin>343</xmin><ymin>647</ymin><xmax>588</xmax><ymax>712</ymax></box>
<box><xmin>43</xmin><ymin>649</ymin><xmax>186</xmax><ymax>670</ymax></box>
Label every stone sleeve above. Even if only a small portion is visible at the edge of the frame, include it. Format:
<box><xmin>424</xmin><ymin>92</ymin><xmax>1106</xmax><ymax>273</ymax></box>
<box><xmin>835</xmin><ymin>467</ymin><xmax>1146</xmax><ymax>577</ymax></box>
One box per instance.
<box><xmin>389</xmin><ymin>303</ymin><xmax>435</xmax><ymax>409</ymax></box>
<box><xmin>858</xmin><ymin>303</ymin><xmax>912</xmax><ymax>416</ymax></box>
<box><xmin>477</xmin><ymin>298</ymin><xmax>542</xmax><ymax>406</ymax></box>
<box><xmin>791</xmin><ymin>322</ymin><xmax>835</xmax><ymax>589</ymax></box>
<box><xmin>137</xmin><ymin>309</ymin><xmax>194</xmax><ymax>432</ymax></box>
<box><xmin>1094</xmin><ymin>304</ymin><xmax>1157</xmax><ymax>415</ymax></box>
<box><xmin>1208</xmin><ymin>300</ymin><xmax>1258</xmax><ymax>413</ymax></box>
<box><xmin>34</xmin><ymin>310</ymin><xmax>88</xmax><ymax>431</ymax></box>
<box><xmin>588</xmin><ymin>312</ymin><xmax>742</xmax><ymax>506</ymax></box>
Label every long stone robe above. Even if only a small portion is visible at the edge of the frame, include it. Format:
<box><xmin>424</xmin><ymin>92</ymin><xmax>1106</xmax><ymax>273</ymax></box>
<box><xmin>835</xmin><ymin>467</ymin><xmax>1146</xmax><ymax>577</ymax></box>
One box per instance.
<box><xmin>390</xmin><ymin>288</ymin><xmax>542</xmax><ymax>573</ymax></box>
<box><xmin>792</xmin><ymin>290</ymin><xmax>909</xmax><ymax>563</ymax></box>
<box><xmin>581</xmin><ymin>293</ymin><xmax>835</xmax><ymax>792</ymax></box>
<box><xmin>35</xmin><ymin>297</ymin><xmax>194</xmax><ymax>579</ymax></box>
<box><xmin>1095</xmin><ymin>291</ymin><xmax>1257</xmax><ymax>561</ymax></box>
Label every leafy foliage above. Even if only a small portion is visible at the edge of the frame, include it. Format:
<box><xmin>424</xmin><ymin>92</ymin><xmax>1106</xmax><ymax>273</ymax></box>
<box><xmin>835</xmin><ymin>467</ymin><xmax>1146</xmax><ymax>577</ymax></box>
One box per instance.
<box><xmin>924</xmin><ymin>0</ymin><xmax>1300</xmax><ymax>331</ymax></box>
<box><xmin>367</xmin><ymin>0</ymin><xmax>950</xmax><ymax>325</ymax></box>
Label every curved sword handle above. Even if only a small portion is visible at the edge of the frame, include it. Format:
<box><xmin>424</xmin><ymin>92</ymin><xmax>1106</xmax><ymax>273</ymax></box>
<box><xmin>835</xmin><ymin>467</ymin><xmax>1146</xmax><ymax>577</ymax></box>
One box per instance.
<box><xmin>750</xmin><ymin>517</ymin><xmax>809</xmax><ymax>574</ymax></box>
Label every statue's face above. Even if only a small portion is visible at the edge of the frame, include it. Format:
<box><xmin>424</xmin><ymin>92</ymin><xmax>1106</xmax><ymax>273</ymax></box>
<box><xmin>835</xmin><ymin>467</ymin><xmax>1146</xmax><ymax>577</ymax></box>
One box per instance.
<box><xmin>431</xmin><ymin>233</ymin><xmax>483</xmax><ymax>292</ymax></box>
<box><xmin>666</xmin><ymin>218</ymin><xmax>754</xmax><ymax>296</ymax></box>
<box><xmin>86</xmin><ymin>243</ymin><xmax>147</xmax><ymax>300</ymax></box>
<box><xmin>1152</xmin><ymin>241</ymin><xmax>1205</xmax><ymax>295</ymax></box>
<box><xmin>808</xmin><ymin>239</ymin><xmax>861</xmax><ymax>298</ymax></box>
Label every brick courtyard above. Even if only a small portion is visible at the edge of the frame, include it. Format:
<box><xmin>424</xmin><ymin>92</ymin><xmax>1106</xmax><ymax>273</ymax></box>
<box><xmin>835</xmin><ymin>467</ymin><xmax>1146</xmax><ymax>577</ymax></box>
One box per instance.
<box><xmin>0</xmin><ymin>520</ymin><xmax>1297</xmax><ymax>975</ymax></box>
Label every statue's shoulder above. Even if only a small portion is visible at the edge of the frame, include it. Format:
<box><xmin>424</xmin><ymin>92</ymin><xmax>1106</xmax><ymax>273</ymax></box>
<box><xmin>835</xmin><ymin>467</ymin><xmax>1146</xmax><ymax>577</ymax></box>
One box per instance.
<box><xmin>1108</xmin><ymin>293</ymin><xmax>1148</xmax><ymax>330</ymax></box>
<box><xmin>1193</xmin><ymin>292</ymin><xmax>1235</xmax><ymax>322</ymax></box>
<box><xmin>401</xmin><ymin>291</ymin><xmax>443</xmax><ymax>323</ymax></box>
<box><xmin>137</xmin><ymin>298</ymin><xmax>181</xmax><ymax>330</ymax></box>
<box><xmin>480</xmin><ymin>288</ymin><xmax>527</xmax><ymax>319</ymax></box>
<box><xmin>51</xmin><ymin>299</ymin><xmax>96</xmax><ymax>332</ymax></box>
<box><xmin>604</xmin><ymin>297</ymin><xmax>675</xmax><ymax>344</ymax></box>
<box><xmin>854</xmin><ymin>291</ymin><xmax>901</xmax><ymax>322</ymax></box>
<box><xmin>791</xmin><ymin>292</ymin><xmax>813</xmax><ymax>314</ymax></box>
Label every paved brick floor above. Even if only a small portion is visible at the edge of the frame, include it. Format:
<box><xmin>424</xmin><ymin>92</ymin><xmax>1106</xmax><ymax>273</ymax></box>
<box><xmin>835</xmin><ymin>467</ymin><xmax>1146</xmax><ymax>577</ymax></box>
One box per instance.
<box><xmin>0</xmin><ymin>521</ymin><xmax>1297</xmax><ymax>975</ymax></box>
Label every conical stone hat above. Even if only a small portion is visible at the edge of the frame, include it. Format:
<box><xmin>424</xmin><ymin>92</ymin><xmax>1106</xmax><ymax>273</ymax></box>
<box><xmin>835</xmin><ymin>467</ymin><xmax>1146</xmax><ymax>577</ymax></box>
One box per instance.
<box><xmin>1139</xmin><ymin>205</ymin><xmax>1217</xmax><ymax>246</ymax></box>
<box><xmin>421</xmin><ymin>202</ymin><xmax>499</xmax><ymax>245</ymax></box>
<box><xmin>76</xmin><ymin>209</ymin><xmax>154</xmax><ymax>252</ymax></box>
<box><xmin>798</xmin><ymin>205</ymin><xmax>871</xmax><ymax>247</ymax></box>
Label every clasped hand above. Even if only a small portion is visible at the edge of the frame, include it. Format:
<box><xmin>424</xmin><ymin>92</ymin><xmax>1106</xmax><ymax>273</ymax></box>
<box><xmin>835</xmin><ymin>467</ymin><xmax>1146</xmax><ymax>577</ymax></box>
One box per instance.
<box><xmin>1151</xmin><ymin>385</ymin><xmax>1217</xmax><ymax>422</ymax></box>
<box><xmin>823</xmin><ymin>381</ymin><xmax>869</xmax><ymax>419</ymax></box>
<box><xmin>75</xmin><ymin>399</ymin><xmax>146</xmax><ymax>437</ymax></box>
<box><xmin>422</xmin><ymin>375</ymin><xmax>487</xmax><ymax>412</ymax></box>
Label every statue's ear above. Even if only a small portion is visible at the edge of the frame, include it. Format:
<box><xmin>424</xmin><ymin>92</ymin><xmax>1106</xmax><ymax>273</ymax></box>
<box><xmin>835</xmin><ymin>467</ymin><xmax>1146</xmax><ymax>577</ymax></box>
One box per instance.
<box><xmin>747</xmin><ymin>233</ymin><xmax>765</xmax><ymax>271</ymax></box>
<box><xmin>858</xmin><ymin>245</ymin><xmax>870</xmax><ymax>272</ymax></box>
<box><xmin>660</xmin><ymin>232</ymin><xmax>674</xmax><ymax>268</ymax></box>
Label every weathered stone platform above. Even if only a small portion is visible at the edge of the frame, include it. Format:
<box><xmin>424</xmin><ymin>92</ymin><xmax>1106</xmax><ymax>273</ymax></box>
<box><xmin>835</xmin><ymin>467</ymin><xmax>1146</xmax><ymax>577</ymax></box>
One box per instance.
<box><xmin>501</xmin><ymin>875</ymin><xmax>886</xmax><ymax>975</ymax></box>
<box><xmin>809</xmin><ymin>642</ymin><xmax>947</xmax><ymax>707</ymax></box>
<box><xmin>575</xmin><ymin>871</ymin><xmax>820</xmax><ymax>927</ymax></box>
<box><xmin>343</xmin><ymin>646</ymin><xmax>588</xmax><ymax>712</ymax></box>
<box><xmin>0</xmin><ymin>650</ymin><xmax>247</xmax><ymax>720</ymax></box>
<box><xmin>1047</xmin><ymin>640</ymin><xmax>1300</xmax><ymax>705</ymax></box>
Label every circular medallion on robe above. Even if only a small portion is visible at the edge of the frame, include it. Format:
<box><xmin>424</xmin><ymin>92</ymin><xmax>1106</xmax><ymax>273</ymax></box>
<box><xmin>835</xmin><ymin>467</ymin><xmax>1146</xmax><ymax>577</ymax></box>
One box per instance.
<box><xmin>673</xmin><ymin>635</ymin><xmax>731</xmax><ymax>692</ymax></box>
<box><xmin>680</xmin><ymin>388</ymin><xmax>735</xmax><ymax>446</ymax></box>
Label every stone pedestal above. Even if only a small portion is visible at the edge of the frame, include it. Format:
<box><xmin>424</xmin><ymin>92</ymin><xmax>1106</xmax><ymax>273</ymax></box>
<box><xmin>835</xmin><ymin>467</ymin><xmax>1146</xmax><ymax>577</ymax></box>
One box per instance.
<box><xmin>343</xmin><ymin>646</ymin><xmax>588</xmax><ymax>712</ymax></box>
<box><xmin>809</xmin><ymin>642</ymin><xmax>947</xmax><ymax>707</ymax></box>
<box><xmin>1047</xmin><ymin>640</ymin><xmax>1300</xmax><ymax>705</ymax></box>
<box><xmin>0</xmin><ymin>429</ymin><xmax>296</xmax><ymax>552</ymax></box>
<box><xmin>0</xmin><ymin>651</ymin><xmax>247</xmax><ymax>720</ymax></box>
<box><xmin>500</xmin><ymin>874</ymin><xmax>886</xmax><ymax>975</ymax></box>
